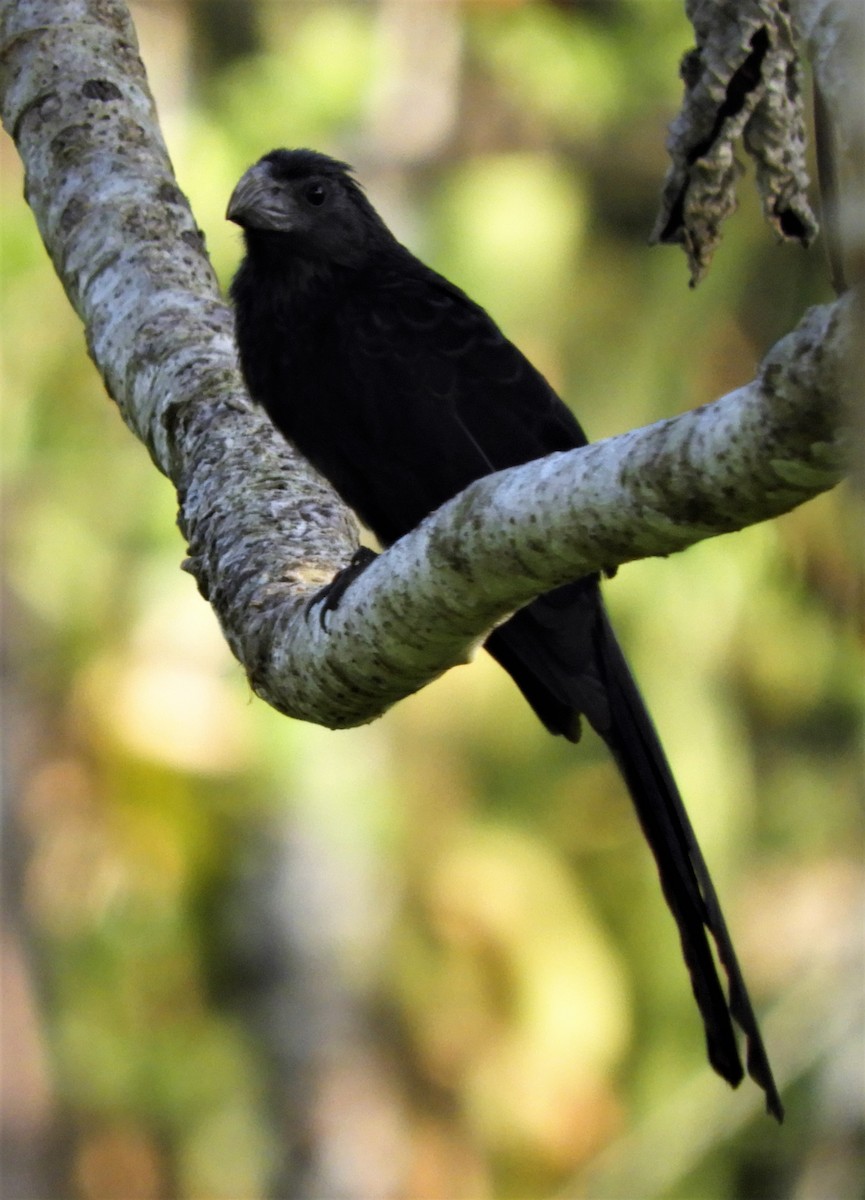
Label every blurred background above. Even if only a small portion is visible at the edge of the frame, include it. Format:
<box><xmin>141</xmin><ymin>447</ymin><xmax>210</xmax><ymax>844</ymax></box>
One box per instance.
<box><xmin>1</xmin><ymin>1</ymin><xmax>862</xmax><ymax>1197</ymax></box>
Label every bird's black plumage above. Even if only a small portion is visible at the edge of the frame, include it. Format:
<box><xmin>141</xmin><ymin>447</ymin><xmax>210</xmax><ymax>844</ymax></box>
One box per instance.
<box><xmin>227</xmin><ymin>148</ymin><xmax>782</xmax><ymax>1120</ymax></box>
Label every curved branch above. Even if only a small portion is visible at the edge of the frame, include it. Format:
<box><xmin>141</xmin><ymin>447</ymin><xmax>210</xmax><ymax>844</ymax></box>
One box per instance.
<box><xmin>0</xmin><ymin>0</ymin><xmax>856</xmax><ymax>733</ymax></box>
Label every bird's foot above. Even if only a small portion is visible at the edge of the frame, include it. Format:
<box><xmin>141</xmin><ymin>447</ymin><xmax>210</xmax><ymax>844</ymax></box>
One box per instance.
<box><xmin>306</xmin><ymin>546</ymin><xmax>379</xmax><ymax>629</ymax></box>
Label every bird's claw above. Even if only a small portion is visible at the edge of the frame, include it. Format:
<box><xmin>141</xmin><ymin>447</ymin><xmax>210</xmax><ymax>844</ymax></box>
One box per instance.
<box><xmin>306</xmin><ymin>546</ymin><xmax>379</xmax><ymax>630</ymax></box>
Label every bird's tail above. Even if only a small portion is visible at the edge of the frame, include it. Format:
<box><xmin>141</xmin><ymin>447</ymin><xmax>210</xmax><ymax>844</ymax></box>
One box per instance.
<box><xmin>485</xmin><ymin>585</ymin><xmax>783</xmax><ymax>1120</ymax></box>
<box><xmin>594</xmin><ymin>605</ymin><xmax>783</xmax><ymax>1120</ymax></box>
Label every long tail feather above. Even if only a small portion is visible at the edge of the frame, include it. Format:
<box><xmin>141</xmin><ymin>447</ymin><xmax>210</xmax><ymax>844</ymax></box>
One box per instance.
<box><xmin>595</xmin><ymin>606</ymin><xmax>784</xmax><ymax>1121</ymax></box>
<box><xmin>486</xmin><ymin>583</ymin><xmax>783</xmax><ymax>1120</ymax></box>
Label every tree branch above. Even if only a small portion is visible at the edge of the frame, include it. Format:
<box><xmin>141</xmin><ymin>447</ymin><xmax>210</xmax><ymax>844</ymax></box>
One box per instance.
<box><xmin>792</xmin><ymin>0</ymin><xmax>865</xmax><ymax>292</ymax></box>
<box><xmin>0</xmin><ymin>0</ymin><xmax>856</xmax><ymax>734</ymax></box>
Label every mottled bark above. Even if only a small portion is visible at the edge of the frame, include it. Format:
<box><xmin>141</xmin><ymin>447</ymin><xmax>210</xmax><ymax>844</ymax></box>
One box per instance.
<box><xmin>0</xmin><ymin>0</ymin><xmax>857</xmax><ymax>735</ymax></box>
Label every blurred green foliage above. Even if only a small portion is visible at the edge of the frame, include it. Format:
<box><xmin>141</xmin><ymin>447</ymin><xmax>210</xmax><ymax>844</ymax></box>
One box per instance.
<box><xmin>1</xmin><ymin>2</ymin><xmax>861</xmax><ymax>1198</ymax></box>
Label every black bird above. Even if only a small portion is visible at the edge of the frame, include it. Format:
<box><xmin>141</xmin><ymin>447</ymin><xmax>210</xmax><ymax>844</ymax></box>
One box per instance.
<box><xmin>227</xmin><ymin>148</ymin><xmax>783</xmax><ymax>1120</ymax></box>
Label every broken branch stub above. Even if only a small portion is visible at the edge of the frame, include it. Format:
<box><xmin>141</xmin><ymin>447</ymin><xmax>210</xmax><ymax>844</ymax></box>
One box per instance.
<box><xmin>653</xmin><ymin>0</ymin><xmax>818</xmax><ymax>284</ymax></box>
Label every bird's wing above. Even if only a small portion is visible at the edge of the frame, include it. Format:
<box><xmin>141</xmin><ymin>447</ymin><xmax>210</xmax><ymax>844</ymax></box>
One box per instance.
<box><xmin>339</xmin><ymin>261</ymin><xmax>611</xmax><ymax>726</ymax></box>
<box><xmin>334</xmin><ymin>262</ymin><xmax>586</xmax><ymax>543</ymax></box>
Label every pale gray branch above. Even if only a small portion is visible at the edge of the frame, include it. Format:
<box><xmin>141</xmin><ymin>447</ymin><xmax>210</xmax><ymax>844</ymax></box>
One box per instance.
<box><xmin>0</xmin><ymin>0</ymin><xmax>856</xmax><ymax>734</ymax></box>
<box><xmin>792</xmin><ymin>0</ymin><xmax>865</xmax><ymax>290</ymax></box>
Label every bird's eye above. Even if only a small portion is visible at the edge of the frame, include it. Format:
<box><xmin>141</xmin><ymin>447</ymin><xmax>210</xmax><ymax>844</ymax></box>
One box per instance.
<box><xmin>304</xmin><ymin>182</ymin><xmax>327</xmax><ymax>206</ymax></box>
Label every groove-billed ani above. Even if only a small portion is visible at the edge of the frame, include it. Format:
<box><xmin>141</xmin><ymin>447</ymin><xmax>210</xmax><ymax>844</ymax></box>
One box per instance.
<box><xmin>227</xmin><ymin>148</ymin><xmax>782</xmax><ymax>1120</ymax></box>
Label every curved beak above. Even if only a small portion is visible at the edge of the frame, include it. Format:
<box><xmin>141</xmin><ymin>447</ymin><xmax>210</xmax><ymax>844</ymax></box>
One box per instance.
<box><xmin>226</xmin><ymin>161</ymin><xmax>294</xmax><ymax>231</ymax></box>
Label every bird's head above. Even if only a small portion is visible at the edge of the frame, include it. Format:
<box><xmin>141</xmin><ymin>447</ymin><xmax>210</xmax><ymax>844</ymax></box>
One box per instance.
<box><xmin>226</xmin><ymin>148</ymin><xmax>385</xmax><ymax>269</ymax></box>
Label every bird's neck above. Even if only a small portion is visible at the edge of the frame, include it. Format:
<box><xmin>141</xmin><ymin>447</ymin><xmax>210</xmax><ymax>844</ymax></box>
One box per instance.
<box><xmin>244</xmin><ymin>231</ymin><xmax>327</xmax><ymax>282</ymax></box>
